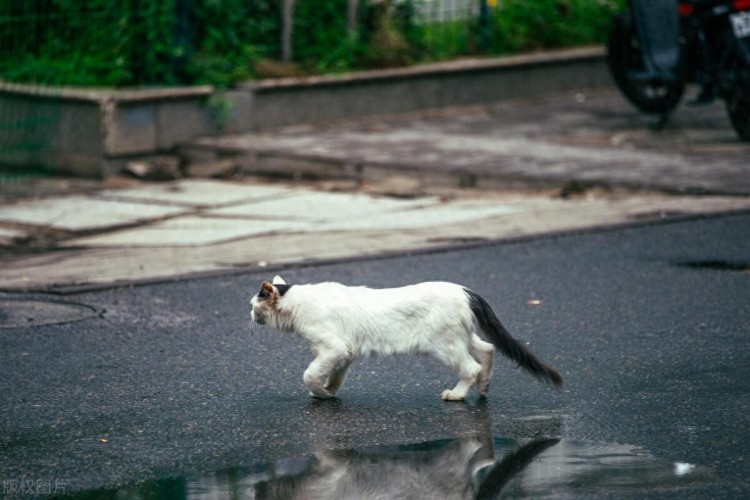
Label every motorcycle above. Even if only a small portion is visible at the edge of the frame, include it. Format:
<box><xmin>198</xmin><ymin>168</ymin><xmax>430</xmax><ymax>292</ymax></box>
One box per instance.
<box><xmin>607</xmin><ymin>0</ymin><xmax>750</xmax><ymax>140</ymax></box>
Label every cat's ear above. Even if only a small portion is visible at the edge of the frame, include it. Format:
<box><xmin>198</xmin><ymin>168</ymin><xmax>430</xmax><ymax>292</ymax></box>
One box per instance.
<box><xmin>272</xmin><ymin>275</ymin><xmax>286</xmax><ymax>285</ymax></box>
<box><xmin>261</xmin><ymin>282</ymin><xmax>274</xmax><ymax>295</ymax></box>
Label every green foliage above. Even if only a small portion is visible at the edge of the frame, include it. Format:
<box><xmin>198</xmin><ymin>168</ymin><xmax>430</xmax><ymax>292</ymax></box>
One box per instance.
<box><xmin>207</xmin><ymin>92</ymin><xmax>234</xmax><ymax>131</ymax></box>
<box><xmin>0</xmin><ymin>0</ymin><xmax>179</xmax><ymax>86</ymax></box>
<box><xmin>293</xmin><ymin>0</ymin><xmax>362</xmax><ymax>73</ymax></box>
<box><xmin>409</xmin><ymin>19</ymin><xmax>475</xmax><ymax>62</ymax></box>
<box><xmin>360</xmin><ymin>0</ymin><xmax>415</xmax><ymax>67</ymax></box>
<box><xmin>491</xmin><ymin>0</ymin><xmax>625</xmax><ymax>54</ymax></box>
<box><xmin>186</xmin><ymin>0</ymin><xmax>280</xmax><ymax>86</ymax></box>
<box><xmin>0</xmin><ymin>0</ymin><xmax>133</xmax><ymax>86</ymax></box>
<box><xmin>0</xmin><ymin>0</ymin><xmax>625</xmax><ymax>88</ymax></box>
<box><xmin>0</xmin><ymin>0</ymin><xmax>278</xmax><ymax>88</ymax></box>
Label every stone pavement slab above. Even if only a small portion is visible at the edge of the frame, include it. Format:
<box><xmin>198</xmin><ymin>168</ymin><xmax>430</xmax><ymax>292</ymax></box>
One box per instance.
<box><xmin>0</xmin><ymin>197</ymin><xmax>189</xmax><ymax>232</ymax></box>
<box><xmin>96</xmin><ymin>179</ymin><xmax>296</xmax><ymax>207</ymax></box>
<box><xmin>207</xmin><ymin>190</ymin><xmax>437</xmax><ymax>220</ymax></box>
<box><xmin>64</xmin><ymin>216</ymin><xmax>314</xmax><ymax>247</ymax></box>
<box><xmin>317</xmin><ymin>200</ymin><xmax>523</xmax><ymax>232</ymax></box>
<box><xmin>64</xmin><ymin>197</ymin><xmax>523</xmax><ymax>248</ymax></box>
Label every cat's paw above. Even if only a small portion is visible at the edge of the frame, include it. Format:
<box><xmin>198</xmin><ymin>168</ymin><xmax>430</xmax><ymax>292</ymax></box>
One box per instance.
<box><xmin>310</xmin><ymin>390</ymin><xmax>334</xmax><ymax>399</ymax></box>
<box><xmin>323</xmin><ymin>382</ymin><xmax>340</xmax><ymax>393</ymax></box>
<box><xmin>441</xmin><ymin>389</ymin><xmax>465</xmax><ymax>401</ymax></box>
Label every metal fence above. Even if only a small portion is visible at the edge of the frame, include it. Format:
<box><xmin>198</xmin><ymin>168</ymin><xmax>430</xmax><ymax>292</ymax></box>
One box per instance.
<box><xmin>412</xmin><ymin>0</ymin><xmax>480</xmax><ymax>23</ymax></box>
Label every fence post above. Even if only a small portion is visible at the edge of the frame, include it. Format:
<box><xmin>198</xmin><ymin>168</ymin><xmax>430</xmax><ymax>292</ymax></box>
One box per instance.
<box><xmin>478</xmin><ymin>0</ymin><xmax>492</xmax><ymax>53</ymax></box>
<box><xmin>282</xmin><ymin>0</ymin><xmax>295</xmax><ymax>62</ymax></box>
<box><xmin>347</xmin><ymin>0</ymin><xmax>358</xmax><ymax>34</ymax></box>
<box><xmin>174</xmin><ymin>0</ymin><xmax>191</xmax><ymax>83</ymax></box>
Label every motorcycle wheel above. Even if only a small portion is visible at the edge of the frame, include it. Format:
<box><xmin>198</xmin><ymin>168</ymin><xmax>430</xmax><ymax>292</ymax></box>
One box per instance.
<box><xmin>726</xmin><ymin>91</ymin><xmax>750</xmax><ymax>141</ymax></box>
<box><xmin>607</xmin><ymin>11</ymin><xmax>685</xmax><ymax>115</ymax></box>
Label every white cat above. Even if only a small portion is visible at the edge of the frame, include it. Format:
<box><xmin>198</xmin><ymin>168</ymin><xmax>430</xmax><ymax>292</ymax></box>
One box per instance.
<box><xmin>250</xmin><ymin>275</ymin><xmax>563</xmax><ymax>401</ymax></box>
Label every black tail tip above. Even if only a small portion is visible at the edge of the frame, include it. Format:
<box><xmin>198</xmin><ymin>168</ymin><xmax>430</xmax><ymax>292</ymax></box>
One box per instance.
<box><xmin>548</xmin><ymin>369</ymin><xmax>564</xmax><ymax>390</ymax></box>
<box><xmin>535</xmin><ymin>364</ymin><xmax>563</xmax><ymax>389</ymax></box>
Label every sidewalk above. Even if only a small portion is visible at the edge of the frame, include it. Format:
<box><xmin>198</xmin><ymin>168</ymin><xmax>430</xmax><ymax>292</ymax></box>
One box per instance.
<box><xmin>189</xmin><ymin>90</ymin><xmax>750</xmax><ymax>195</ymax></box>
<box><xmin>1</xmin><ymin>89</ymin><xmax>749</xmax><ymax>292</ymax></box>
<box><xmin>0</xmin><ymin>176</ymin><xmax>748</xmax><ymax>293</ymax></box>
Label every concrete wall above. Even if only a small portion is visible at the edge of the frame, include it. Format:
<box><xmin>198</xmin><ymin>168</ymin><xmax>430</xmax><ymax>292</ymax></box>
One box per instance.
<box><xmin>228</xmin><ymin>47</ymin><xmax>609</xmax><ymax>131</ymax></box>
<box><xmin>0</xmin><ymin>90</ymin><xmax>103</xmax><ymax>177</ymax></box>
<box><xmin>0</xmin><ymin>47</ymin><xmax>609</xmax><ymax>177</ymax></box>
<box><xmin>0</xmin><ymin>84</ymin><xmax>214</xmax><ymax>177</ymax></box>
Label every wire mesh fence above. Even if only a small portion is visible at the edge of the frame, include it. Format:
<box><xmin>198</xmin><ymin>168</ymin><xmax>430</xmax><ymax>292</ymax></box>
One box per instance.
<box><xmin>405</xmin><ymin>0</ymin><xmax>489</xmax><ymax>60</ymax></box>
<box><xmin>0</xmin><ymin>1</ymin><xmax>119</xmax><ymax>180</ymax></box>
<box><xmin>0</xmin><ymin>3</ymin><xmax>58</xmax><ymax>161</ymax></box>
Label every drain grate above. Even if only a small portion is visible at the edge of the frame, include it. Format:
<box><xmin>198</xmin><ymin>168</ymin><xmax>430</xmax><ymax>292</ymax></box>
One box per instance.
<box><xmin>0</xmin><ymin>298</ymin><xmax>102</xmax><ymax>329</ymax></box>
<box><xmin>676</xmin><ymin>260</ymin><xmax>750</xmax><ymax>273</ymax></box>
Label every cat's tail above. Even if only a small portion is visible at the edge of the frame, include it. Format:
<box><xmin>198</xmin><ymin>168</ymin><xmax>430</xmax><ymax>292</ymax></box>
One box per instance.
<box><xmin>464</xmin><ymin>288</ymin><xmax>563</xmax><ymax>389</ymax></box>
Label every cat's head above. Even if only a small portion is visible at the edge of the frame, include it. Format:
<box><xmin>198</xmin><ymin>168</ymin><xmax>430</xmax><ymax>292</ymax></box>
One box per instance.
<box><xmin>250</xmin><ymin>275</ymin><xmax>293</xmax><ymax>326</ymax></box>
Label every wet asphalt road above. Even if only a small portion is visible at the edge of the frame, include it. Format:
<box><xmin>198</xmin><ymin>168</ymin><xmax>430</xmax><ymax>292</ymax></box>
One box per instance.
<box><xmin>1</xmin><ymin>212</ymin><xmax>749</xmax><ymax>497</ymax></box>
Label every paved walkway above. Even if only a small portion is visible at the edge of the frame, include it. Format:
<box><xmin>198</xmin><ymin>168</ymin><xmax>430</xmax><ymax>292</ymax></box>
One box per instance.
<box><xmin>193</xmin><ymin>90</ymin><xmax>750</xmax><ymax>195</ymax></box>
<box><xmin>1</xmin><ymin>89</ymin><xmax>749</xmax><ymax>292</ymax></box>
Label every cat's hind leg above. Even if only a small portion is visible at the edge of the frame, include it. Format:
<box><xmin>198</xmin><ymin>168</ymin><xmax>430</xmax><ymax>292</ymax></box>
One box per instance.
<box><xmin>440</xmin><ymin>351</ymin><xmax>482</xmax><ymax>402</ymax></box>
<box><xmin>471</xmin><ymin>334</ymin><xmax>495</xmax><ymax>397</ymax></box>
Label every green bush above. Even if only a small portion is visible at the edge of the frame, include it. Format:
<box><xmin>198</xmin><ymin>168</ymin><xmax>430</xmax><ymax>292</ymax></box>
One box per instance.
<box><xmin>0</xmin><ymin>0</ymin><xmax>134</xmax><ymax>86</ymax></box>
<box><xmin>293</xmin><ymin>0</ymin><xmax>360</xmax><ymax>73</ymax></box>
<box><xmin>0</xmin><ymin>0</ymin><xmax>183</xmax><ymax>86</ymax></box>
<box><xmin>0</xmin><ymin>0</ymin><xmax>624</xmax><ymax>88</ymax></box>
<box><xmin>186</xmin><ymin>0</ymin><xmax>280</xmax><ymax>86</ymax></box>
<box><xmin>491</xmin><ymin>0</ymin><xmax>624</xmax><ymax>54</ymax></box>
<box><xmin>0</xmin><ymin>0</ymin><xmax>279</xmax><ymax>87</ymax></box>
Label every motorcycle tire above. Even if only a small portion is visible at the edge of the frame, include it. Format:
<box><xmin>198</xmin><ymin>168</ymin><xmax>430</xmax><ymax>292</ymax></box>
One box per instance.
<box><xmin>726</xmin><ymin>91</ymin><xmax>750</xmax><ymax>141</ymax></box>
<box><xmin>607</xmin><ymin>11</ymin><xmax>685</xmax><ymax>115</ymax></box>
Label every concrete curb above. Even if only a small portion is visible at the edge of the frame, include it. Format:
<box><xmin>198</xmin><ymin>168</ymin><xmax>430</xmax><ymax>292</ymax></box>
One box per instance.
<box><xmin>245</xmin><ymin>47</ymin><xmax>606</xmax><ymax>91</ymax></box>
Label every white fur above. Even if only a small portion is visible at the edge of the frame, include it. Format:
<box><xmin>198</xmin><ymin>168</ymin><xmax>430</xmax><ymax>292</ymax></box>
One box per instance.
<box><xmin>251</xmin><ymin>278</ymin><xmax>496</xmax><ymax>401</ymax></box>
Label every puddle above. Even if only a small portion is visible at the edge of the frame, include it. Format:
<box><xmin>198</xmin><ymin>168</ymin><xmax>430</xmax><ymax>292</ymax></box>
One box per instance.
<box><xmin>67</xmin><ymin>437</ymin><xmax>713</xmax><ymax>499</ymax></box>
<box><xmin>0</xmin><ymin>298</ymin><xmax>102</xmax><ymax>329</ymax></box>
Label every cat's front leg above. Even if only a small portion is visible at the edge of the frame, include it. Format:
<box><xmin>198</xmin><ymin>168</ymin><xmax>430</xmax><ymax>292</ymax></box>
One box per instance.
<box><xmin>303</xmin><ymin>353</ymin><xmax>347</xmax><ymax>399</ymax></box>
<box><xmin>324</xmin><ymin>360</ymin><xmax>352</xmax><ymax>394</ymax></box>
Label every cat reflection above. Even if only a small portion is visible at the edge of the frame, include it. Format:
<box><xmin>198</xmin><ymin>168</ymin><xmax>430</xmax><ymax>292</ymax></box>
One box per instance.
<box><xmin>254</xmin><ymin>435</ymin><xmax>559</xmax><ymax>500</ymax></box>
